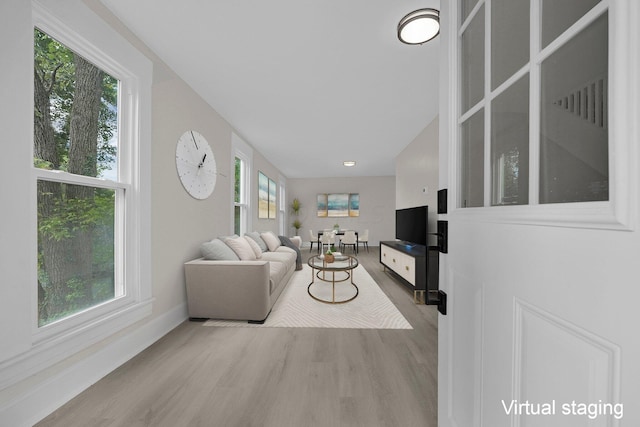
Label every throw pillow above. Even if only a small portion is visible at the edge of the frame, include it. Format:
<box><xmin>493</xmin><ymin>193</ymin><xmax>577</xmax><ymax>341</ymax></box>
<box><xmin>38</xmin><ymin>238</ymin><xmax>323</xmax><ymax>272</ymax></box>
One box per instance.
<box><xmin>245</xmin><ymin>231</ymin><xmax>268</xmax><ymax>252</ymax></box>
<box><xmin>244</xmin><ymin>236</ymin><xmax>262</xmax><ymax>259</ymax></box>
<box><xmin>261</xmin><ymin>231</ymin><xmax>281</xmax><ymax>251</ymax></box>
<box><xmin>224</xmin><ymin>236</ymin><xmax>257</xmax><ymax>261</ymax></box>
<box><xmin>201</xmin><ymin>238</ymin><xmax>240</xmax><ymax>261</ymax></box>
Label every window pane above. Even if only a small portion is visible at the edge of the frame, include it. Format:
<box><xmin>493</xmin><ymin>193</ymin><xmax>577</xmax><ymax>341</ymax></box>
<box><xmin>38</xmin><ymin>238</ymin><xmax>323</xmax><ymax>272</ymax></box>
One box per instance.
<box><xmin>491</xmin><ymin>75</ymin><xmax>529</xmax><ymax>206</ymax></box>
<box><xmin>34</xmin><ymin>29</ymin><xmax>119</xmax><ymax>180</ymax></box>
<box><xmin>540</xmin><ymin>14</ymin><xmax>608</xmax><ymax>204</ymax></box>
<box><xmin>461</xmin><ymin>5</ymin><xmax>485</xmax><ymax>113</ymax></box>
<box><xmin>234</xmin><ymin>157</ymin><xmax>241</xmax><ymax>203</ymax></box>
<box><xmin>460</xmin><ymin>109</ymin><xmax>485</xmax><ymax>208</ymax></box>
<box><xmin>234</xmin><ymin>205</ymin><xmax>241</xmax><ymax>236</ymax></box>
<box><xmin>541</xmin><ymin>0</ymin><xmax>601</xmax><ymax>48</ymax></box>
<box><xmin>491</xmin><ymin>0</ymin><xmax>529</xmax><ymax>89</ymax></box>
<box><xmin>461</xmin><ymin>0</ymin><xmax>480</xmax><ymax>25</ymax></box>
<box><xmin>37</xmin><ymin>180</ymin><xmax>116</xmax><ymax>326</ymax></box>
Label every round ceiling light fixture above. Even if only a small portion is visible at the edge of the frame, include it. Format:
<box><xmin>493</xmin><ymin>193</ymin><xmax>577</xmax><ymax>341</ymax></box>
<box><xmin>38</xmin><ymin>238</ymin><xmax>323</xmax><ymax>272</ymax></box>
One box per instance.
<box><xmin>343</xmin><ymin>161</ymin><xmax>356</xmax><ymax>167</ymax></box>
<box><xmin>397</xmin><ymin>8</ymin><xmax>440</xmax><ymax>45</ymax></box>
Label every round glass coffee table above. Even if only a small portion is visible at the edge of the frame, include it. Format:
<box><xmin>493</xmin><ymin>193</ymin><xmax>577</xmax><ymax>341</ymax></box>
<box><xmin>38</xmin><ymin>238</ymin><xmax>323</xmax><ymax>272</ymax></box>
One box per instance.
<box><xmin>307</xmin><ymin>254</ymin><xmax>359</xmax><ymax>304</ymax></box>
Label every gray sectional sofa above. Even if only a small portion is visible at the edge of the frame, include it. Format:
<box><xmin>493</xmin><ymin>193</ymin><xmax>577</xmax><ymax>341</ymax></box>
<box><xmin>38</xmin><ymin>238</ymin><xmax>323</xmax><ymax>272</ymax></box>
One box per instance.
<box><xmin>184</xmin><ymin>231</ymin><xmax>300</xmax><ymax>323</ymax></box>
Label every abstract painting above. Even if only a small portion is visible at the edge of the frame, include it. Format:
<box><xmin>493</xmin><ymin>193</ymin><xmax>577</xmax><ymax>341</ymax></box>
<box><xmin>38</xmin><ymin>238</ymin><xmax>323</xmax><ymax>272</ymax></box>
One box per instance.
<box><xmin>258</xmin><ymin>171</ymin><xmax>269</xmax><ymax>219</ymax></box>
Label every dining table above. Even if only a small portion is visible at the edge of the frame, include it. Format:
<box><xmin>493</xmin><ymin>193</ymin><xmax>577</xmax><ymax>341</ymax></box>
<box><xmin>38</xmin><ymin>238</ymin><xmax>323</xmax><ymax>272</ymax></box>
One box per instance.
<box><xmin>317</xmin><ymin>230</ymin><xmax>359</xmax><ymax>254</ymax></box>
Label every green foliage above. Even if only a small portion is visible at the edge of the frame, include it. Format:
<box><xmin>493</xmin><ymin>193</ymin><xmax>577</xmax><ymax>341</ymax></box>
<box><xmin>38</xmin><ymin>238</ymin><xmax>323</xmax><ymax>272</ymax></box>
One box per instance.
<box><xmin>292</xmin><ymin>219</ymin><xmax>302</xmax><ymax>232</ymax></box>
<box><xmin>34</xmin><ymin>27</ymin><xmax>119</xmax><ymax>326</ymax></box>
<box><xmin>234</xmin><ymin>157</ymin><xmax>241</xmax><ymax>203</ymax></box>
<box><xmin>34</xmin><ymin>28</ymin><xmax>118</xmax><ymax>178</ymax></box>
<box><xmin>38</xmin><ymin>186</ymin><xmax>115</xmax><ymax>242</ymax></box>
<box><xmin>291</xmin><ymin>198</ymin><xmax>301</xmax><ymax>214</ymax></box>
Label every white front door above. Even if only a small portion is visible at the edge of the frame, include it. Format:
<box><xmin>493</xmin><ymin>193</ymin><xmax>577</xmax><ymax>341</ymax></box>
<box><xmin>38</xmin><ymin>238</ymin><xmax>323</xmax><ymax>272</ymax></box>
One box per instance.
<box><xmin>438</xmin><ymin>1</ymin><xmax>640</xmax><ymax>426</ymax></box>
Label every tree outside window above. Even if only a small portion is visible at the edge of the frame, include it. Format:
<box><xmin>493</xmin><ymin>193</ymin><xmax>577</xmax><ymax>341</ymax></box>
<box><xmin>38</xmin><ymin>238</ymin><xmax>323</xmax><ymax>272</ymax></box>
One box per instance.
<box><xmin>34</xmin><ymin>28</ymin><xmax>120</xmax><ymax>326</ymax></box>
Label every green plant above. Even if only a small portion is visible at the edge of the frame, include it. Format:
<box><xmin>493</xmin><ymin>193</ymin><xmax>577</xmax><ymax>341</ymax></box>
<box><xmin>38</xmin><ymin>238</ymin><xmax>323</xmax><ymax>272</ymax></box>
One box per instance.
<box><xmin>291</xmin><ymin>198</ymin><xmax>301</xmax><ymax>215</ymax></box>
<box><xmin>292</xmin><ymin>219</ymin><xmax>302</xmax><ymax>234</ymax></box>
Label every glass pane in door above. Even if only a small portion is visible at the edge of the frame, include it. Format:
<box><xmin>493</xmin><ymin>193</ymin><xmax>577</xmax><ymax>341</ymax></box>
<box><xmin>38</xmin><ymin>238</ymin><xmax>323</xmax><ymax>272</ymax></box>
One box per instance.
<box><xmin>491</xmin><ymin>75</ymin><xmax>529</xmax><ymax>206</ymax></box>
<box><xmin>461</xmin><ymin>5</ymin><xmax>485</xmax><ymax>113</ymax></box>
<box><xmin>541</xmin><ymin>0</ymin><xmax>601</xmax><ymax>48</ymax></box>
<box><xmin>460</xmin><ymin>109</ymin><xmax>485</xmax><ymax>208</ymax></box>
<box><xmin>540</xmin><ymin>13</ymin><xmax>608</xmax><ymax>204</ymax></box>
<box><xmin>491</xmin><ymin>0</ymin><xmax>529</xmax><ymax>89</ymax></box>
<box><xmin>461</xmin><ymin>0</ymin><xmax>480</xmax><ymax>25</ymax></box>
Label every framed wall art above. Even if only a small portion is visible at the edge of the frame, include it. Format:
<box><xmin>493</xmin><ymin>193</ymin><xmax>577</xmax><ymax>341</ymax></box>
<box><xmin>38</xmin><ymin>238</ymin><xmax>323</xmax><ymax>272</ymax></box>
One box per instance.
<box><xmin>317</xmin><ymin>193</ymin><xmax>359</xmax><ymax>217</ymax></box>
<box><xmin>258</xmin><ymin>171</ymin><xmax>269</xmax><ymax>219</ymax></box>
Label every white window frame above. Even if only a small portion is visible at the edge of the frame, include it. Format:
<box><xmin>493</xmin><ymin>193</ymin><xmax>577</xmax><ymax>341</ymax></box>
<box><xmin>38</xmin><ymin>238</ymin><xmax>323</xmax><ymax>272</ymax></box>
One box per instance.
<box><xmin>279</xmin><ymin>177</ymin><xmax>286</xmax><ymax>235</ymax></box>
<box><xmin>232</xmin><ymin>133</ymin><xmax>252</xmax><ymax>235</ymax></box>
<box><xmin>449</xmin><ymin>0</ymin><xmax>636</xmax><ymax>231</ymax></box>
<box><xmin>0</xmin><ymin>2</ymin><xmax>153</xmax><ymax>389</ymax></box>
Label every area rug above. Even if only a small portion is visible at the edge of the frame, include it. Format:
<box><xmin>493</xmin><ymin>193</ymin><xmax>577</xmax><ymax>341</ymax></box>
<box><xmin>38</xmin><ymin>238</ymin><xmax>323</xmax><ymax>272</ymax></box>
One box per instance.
<box><xmin>203</xmin><ymin>264</ymin><xmax>412</xmax><ymax>329</ymax></box>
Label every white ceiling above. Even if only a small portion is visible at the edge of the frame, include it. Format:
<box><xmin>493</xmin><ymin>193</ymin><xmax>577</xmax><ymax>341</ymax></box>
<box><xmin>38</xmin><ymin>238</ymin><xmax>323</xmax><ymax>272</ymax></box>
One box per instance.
<box><xmin>101</xmin><ymin>0</ymin><xmax>440</xmax><ymax>178</ymax></box>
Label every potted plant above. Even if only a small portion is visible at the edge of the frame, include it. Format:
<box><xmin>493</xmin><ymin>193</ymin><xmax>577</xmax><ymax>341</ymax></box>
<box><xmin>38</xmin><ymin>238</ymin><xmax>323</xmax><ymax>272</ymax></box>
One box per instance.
<box><xmin>290</xmin><ymin>198</ymin><xmax>302</xmax><ymax>237</ymax></box>
<box><xmin>333</xmin><ymin>223</ymin><xmax>340</xmax><ymax>232</ymax></box>
<box><xmin>292</xmin><ymin>219</ymin><xmax>302</xmax><ymax>236</ymax></box>
<box><xmin>325</xmin><ymin>246</ymin><xmax>335</xmax><ymax>263</ymax></box>
<box><xmin>291</xmin><ymin>198</ymin><xmax>301</xmax><ymax>215</ymax></box>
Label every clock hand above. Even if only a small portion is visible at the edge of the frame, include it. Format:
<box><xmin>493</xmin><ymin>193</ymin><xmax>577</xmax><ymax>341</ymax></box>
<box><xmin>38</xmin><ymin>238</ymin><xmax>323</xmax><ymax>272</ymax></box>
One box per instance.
<box><xmin>197</xmin><ymin>154</ymin><xmax>207</xmax><ymax>176</ymax></box>
<box><xmin>191</xmin><ymin>131</ymin><xmax>198</xmax><ymax>150</ymax></box>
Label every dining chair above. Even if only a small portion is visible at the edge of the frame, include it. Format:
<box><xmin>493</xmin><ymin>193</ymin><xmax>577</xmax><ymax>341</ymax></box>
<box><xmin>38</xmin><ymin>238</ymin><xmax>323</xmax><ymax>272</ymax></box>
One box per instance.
<box><xmin>319</xmin><ymin>231</ymin><xmax>335</xmax><ymax>254</ymax></box>
<box><xmin>358</xmin><ymin>229</ymin><xmax>369</xmax><ymax>252</ymax></box>
<box><xmin>340</xmin><ymin>230</ymin><xmax>357</xmax><ymax>254</ymax></box>
<box><xmin>308</xmin><ymin>229</ymin><xmax>320</xmax><ymax>253</ymax></box>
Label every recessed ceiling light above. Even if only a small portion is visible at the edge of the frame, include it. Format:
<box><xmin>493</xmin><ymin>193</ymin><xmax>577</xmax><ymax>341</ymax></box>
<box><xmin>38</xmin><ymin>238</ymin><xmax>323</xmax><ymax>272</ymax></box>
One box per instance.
<box><xmin>343</xmin><ymin>161</ymin><xmax>356</xmax><ymax>167</ymax></box>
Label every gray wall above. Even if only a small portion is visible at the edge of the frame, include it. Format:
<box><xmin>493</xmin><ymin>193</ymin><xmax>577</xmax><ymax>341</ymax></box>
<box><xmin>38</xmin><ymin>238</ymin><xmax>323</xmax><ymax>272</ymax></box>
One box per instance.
<box><xmin>287</xmin><ymin>176</ymin><xmax>396</xmax><ymax>247</ymax></box>
<box><xmin>395</xmin><ymin>116</ymin><xmax>439</xmax><ymax>244</ymax></box>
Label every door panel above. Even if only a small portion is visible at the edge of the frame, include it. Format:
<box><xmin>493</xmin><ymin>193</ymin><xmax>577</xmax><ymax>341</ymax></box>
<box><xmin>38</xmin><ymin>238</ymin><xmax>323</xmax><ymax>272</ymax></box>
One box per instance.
<box><xmin>514</xmin><ymin>301</ymin><xmax>619</xmax><ymax>427</ymax></box>
<box><xmin>439</xmin><ymin>4</ymin><xmax>639</xmax><ymax>424</ymax></box>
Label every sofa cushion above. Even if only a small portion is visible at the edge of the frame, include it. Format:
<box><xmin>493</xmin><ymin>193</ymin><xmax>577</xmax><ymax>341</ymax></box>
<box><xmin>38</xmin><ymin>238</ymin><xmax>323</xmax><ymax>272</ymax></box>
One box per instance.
<box><xmin>244</xmin><ymin>236</ymin><xmax>263</xmax><ymax>259</ymax></box>
<box><xmin>267</xmin><ymin>261</ymin><xmax>288</xmax><ymax>294</ymax></box>
<box><xmin>245</xmin><ymin>231</ymin><xmax>268</xmax><ymax>252</ymax></box>
<box><xmin>261</xmin><ymin>231</ymin><xmax>281</xmax><ymax>251</ymax></box>
<box><xmin>224</xmin><ymin>236</ymin><xmax>257</xmax><ymax>261</ymax></box>
<box><xmin>275</xmin><ymin>246</ymin><xmax>296</xmax><ymax>255</ymax></box>
<box><xmin>201</xmin><ymin>238</ymin><xmax>240</xmax><ymax>261</ymax></box>
<box><xmin>261</xmin><ymin>250</ymin><xmax>295</xmax><ymax>264</ymax></box>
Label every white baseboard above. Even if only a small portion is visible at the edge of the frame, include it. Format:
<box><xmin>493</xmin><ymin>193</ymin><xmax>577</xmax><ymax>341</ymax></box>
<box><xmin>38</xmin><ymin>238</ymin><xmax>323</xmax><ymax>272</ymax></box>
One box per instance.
<box><xmin>0</xmin><ymin>303</ymin><xmax>188</xmax><ymax>427</ymax></box>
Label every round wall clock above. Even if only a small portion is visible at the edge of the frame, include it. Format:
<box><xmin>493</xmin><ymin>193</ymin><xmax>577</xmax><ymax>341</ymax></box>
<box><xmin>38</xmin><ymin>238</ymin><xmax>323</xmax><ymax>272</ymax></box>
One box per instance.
<box><xmin>175</xmin><ymin>130</ymin><xmax>217</xmax><ymax>199</ymax></box>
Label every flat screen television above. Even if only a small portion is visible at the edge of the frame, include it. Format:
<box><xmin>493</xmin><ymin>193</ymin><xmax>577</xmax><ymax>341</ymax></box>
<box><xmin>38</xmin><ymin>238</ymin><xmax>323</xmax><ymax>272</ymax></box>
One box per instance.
<box><xmin>395</xmin><ymin>205</ymin><xmax>428</xmax><ymax>246</ymax></box>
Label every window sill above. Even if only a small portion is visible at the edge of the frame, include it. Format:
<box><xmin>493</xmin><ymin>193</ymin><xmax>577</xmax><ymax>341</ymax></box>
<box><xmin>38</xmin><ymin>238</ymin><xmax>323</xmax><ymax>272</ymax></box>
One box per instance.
<box><xmin>0</xmin><ymin>298</ymin><xmax>152</xmax><ymax>390</ymax></box>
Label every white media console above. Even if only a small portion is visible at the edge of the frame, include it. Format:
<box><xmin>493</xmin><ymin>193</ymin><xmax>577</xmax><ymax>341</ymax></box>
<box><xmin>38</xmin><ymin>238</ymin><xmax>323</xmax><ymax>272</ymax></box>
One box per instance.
<box><xmin>380</xmin><ymin>241</ymin><xmax>427</xmax><ymax>303</ymax></box>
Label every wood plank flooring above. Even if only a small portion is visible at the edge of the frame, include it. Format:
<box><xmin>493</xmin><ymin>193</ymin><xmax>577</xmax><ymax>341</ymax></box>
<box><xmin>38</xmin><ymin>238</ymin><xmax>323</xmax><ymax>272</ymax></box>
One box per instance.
<box><xmin>37</xmin><ymin>247</ymin><xmax>438</xmax><ymax>427</ymax></box>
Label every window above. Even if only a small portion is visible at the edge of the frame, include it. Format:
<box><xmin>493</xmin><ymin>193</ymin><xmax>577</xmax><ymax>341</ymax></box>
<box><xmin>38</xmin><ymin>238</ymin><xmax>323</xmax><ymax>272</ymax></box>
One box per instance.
<box><xmin>279</xmin><ymin>180</ymin><xmax>286</xmax><ymax>235</ymax></box>
<box><xmin>232</xmin><ymin>133</ymin><xmax>252</xmax><ymax>235</ymax></box>
<box><xmin>30</xmin><ymin>2</ymin><xmax>152</xmax><ymax>349</ymax></box>
<box><xmin>455</xmin><ymin>0</ymin><xmax>623</xmax><ymax>226</ymax></box>
<box><xmin>234</xmin><ymin>156</ymin><xmax>247</xmax><ymax>235</ymax></box>
<box><xmin>34</xmin><ymin>28</ymin><xmax>123</xmax><ymax>326</ymax></box>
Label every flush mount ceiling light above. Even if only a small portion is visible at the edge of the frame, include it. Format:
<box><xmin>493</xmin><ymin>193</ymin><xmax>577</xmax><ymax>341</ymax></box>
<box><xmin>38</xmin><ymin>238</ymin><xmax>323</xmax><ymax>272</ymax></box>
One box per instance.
<box><xmin>397</xmin><ymin>8</ymin><xmax>440</xmax><ymax>45</ymax></box>
<box><xmin>343</xmin><ymin>161</ymin><xmax>356</xmax><ymax>167</ymax></box>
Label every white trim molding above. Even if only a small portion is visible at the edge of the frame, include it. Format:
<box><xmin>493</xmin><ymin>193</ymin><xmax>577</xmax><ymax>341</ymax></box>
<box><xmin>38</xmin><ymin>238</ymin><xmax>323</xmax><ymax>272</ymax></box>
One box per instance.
<box><xmin>0</xmin><ymin>303</ymin><xmax>187</xmax><ymax>427</ymax></box>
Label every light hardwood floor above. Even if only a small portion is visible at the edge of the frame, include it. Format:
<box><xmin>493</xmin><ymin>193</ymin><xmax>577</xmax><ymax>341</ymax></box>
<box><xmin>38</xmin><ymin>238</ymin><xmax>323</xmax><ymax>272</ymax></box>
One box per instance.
<box><xmin>37</xmin><ymin>247</ymin><xmax>438</xmax><ymax>427</ymax></box>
